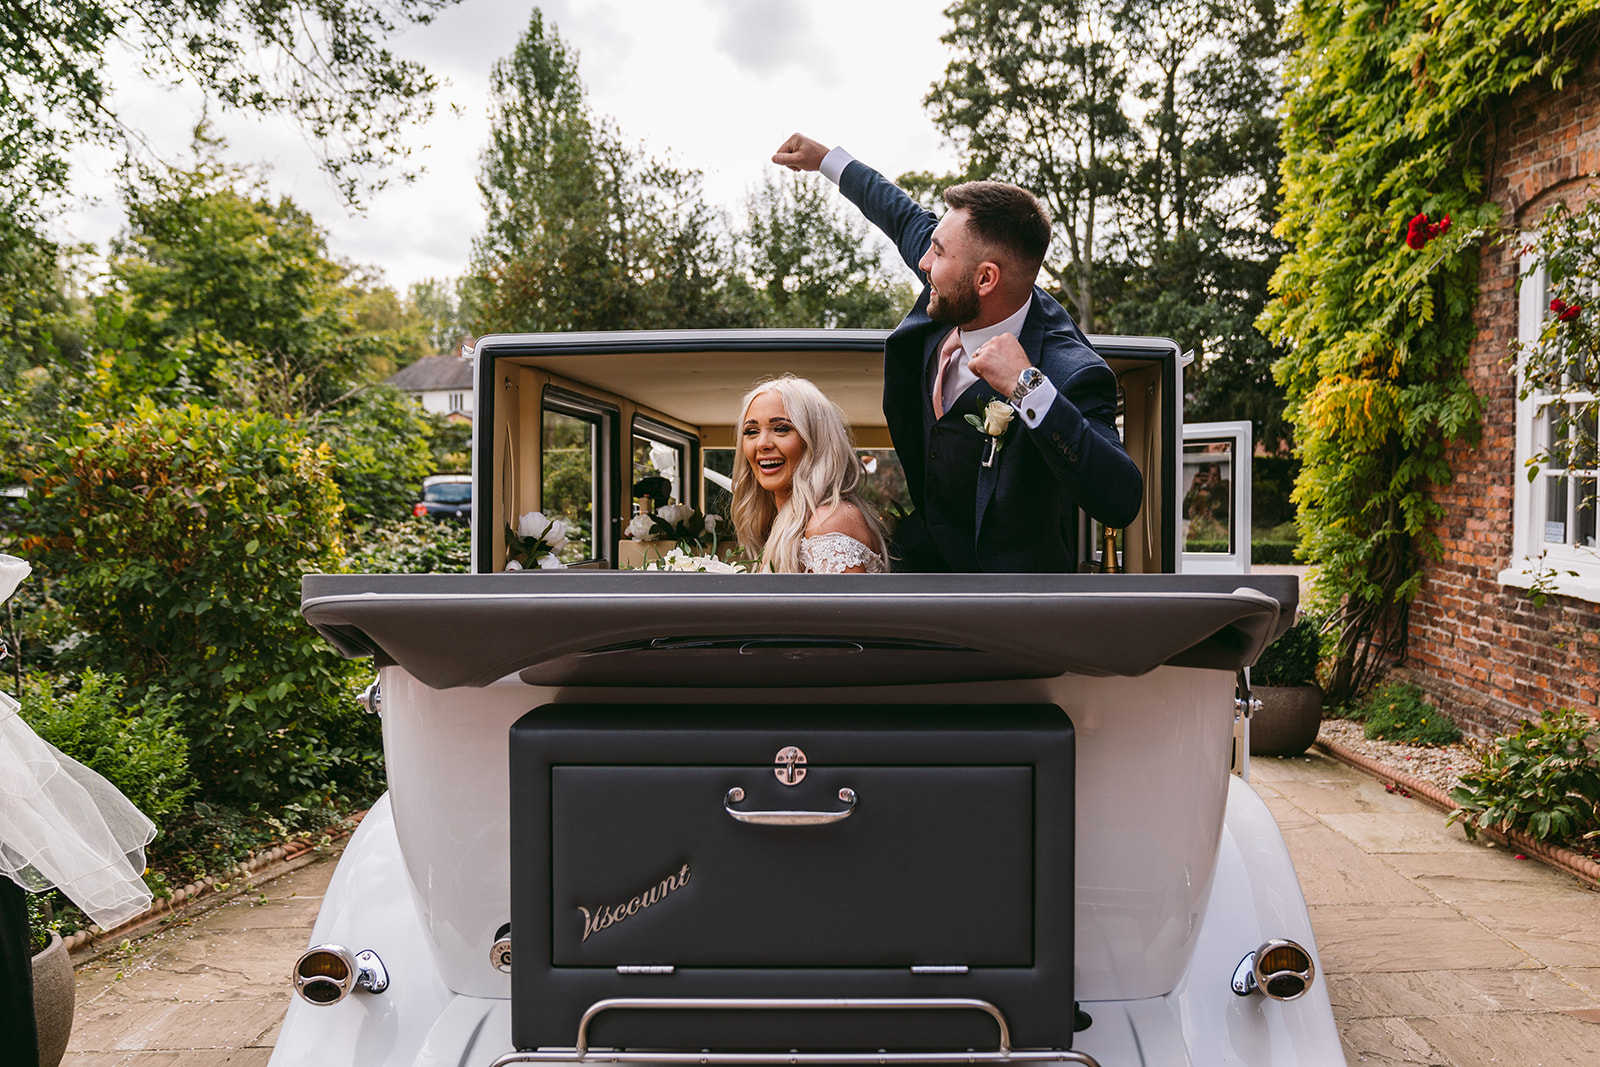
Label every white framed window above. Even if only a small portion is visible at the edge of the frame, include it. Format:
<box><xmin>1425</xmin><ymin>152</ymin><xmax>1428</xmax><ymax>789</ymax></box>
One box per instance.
<box><xmin>448</xmin><ymin>392</ymin><xmax>466</xmax><ymax>413</ymax></box>
<box><xmin>1501</xmin><ymin>249</ymin><xmax>1600</xmax><ymax>601</ymax></box>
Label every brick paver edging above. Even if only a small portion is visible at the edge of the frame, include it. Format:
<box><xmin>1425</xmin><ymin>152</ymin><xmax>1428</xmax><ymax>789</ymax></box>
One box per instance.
<box><xmin>62</xmin><ymin>810</ymin><xmax>367</xmax><ymax>962</ymax></box>
<box><xmin>1313</xmin><ymin>738</ymin><xmax>1600</xmax><ymax>890</ymax></box>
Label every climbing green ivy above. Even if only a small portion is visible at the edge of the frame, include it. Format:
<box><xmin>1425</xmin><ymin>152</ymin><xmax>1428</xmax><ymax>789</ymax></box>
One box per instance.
<box><xmin>1260</xmin><ymin>0</ymin><xmax>1600</xmax><ymax>703</ymax></box>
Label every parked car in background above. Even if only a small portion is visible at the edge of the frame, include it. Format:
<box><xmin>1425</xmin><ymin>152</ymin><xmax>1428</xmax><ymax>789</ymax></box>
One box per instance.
<box><xmin>411</xmin><ymin>474</ymin><xmax>472</xmax><ymax>523</ymax></box>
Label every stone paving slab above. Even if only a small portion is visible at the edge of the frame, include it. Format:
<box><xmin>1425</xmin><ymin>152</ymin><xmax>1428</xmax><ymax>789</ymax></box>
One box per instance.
<box><xmin>1253</xmin><ymin>751</ymin><xmax>1600</xmax><ymax>1066</ymax></box>
<box><xmin>63</xmin><ymin>852</ymin><xmax>339</xmax><ymax>1066</ymax></box>
<box><xmin>1381</xmin><ymin>850</ymin><xmax>1591</xmax><ymax>904</ymax></box>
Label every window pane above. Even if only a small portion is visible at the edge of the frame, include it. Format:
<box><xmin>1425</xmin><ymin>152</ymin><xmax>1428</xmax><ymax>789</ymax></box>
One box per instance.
<box><xmin>703</xmin><ymin>448</ymin><xmax>735</xmax><ymax>527</ymax></box>
<box><xmin>633</xmin><ymin>435</ymin><xmax>684</xmax><ymax>507</ymax></box>
<box><xmin>1579</xmin><ymin>478</ymin><xmax>1598</xmax><ymax>549</ymax></box>
<box><xmin>856</xmin><ymin>448</ymin><xmax>909</xmax><ymax>529</ymax></box>
<box><xmin>1545</xmin><ymin>475</ymin><xmax>1569</xmax><ymax>544</ymax></box>
<box><xmin>543</xmin><ymin>410</ymin><xmax>597</xmax><ymax>563</ymax></box>
<box><xmin>1182</xmin><ymin>439</ymin><xmax>1235</xmax><ymax>554</ymax></box>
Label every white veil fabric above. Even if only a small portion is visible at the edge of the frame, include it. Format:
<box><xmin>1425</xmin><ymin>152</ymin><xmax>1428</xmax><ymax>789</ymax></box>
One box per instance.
<box><xmin>0</xmin><ymin>555</ymin><xmax>156</xmax><ymax>930</ymax></box>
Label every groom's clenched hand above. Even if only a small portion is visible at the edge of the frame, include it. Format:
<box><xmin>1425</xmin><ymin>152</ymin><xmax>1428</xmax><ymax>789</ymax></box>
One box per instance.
<box><xmin>968</xmin><ymin>333</ymin><xmax>1034</xmax><ymax>395</ymax></box>
<box><xmin>772</xmin><ymin>133</ymin><xmax>829</xmax><ymax>172</ymax></box>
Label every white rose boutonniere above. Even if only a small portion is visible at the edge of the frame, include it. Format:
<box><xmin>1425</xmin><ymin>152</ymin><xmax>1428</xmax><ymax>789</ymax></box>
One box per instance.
<box><xmin>967</xmin><ymin>399</ymin><xmax>1016</xmax><ymax>468</ymax></box>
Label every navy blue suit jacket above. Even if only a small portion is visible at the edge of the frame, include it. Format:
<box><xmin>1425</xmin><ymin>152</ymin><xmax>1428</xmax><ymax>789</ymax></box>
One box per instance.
<box><xmin>839</xmin><ymin>160</ymin><xmax>1143</xmax><ymax>572</ymax></box>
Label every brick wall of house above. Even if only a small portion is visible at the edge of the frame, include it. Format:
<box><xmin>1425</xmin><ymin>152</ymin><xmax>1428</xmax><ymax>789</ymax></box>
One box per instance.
<box><xmin>1395</xmin><ymin>60</ymin><xmax>1600</xmax><ymax>738</ymax></box>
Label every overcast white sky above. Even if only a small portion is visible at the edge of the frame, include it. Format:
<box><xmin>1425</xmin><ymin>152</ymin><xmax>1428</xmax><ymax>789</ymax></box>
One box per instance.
<box><xmin>59</xmin><ymin>0</ymin><xmax>959</xmax><ymax>296</ymax></box>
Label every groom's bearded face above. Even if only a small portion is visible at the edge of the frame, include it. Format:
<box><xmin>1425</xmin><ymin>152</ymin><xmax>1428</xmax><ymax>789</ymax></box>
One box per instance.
<box><xmin>921</xmin><ymin>209</ymin><xmax>986</xmax><ymax>326</ymax></box>
<box><xmin>928</xmin><ymin>269</ymin><xmax>981</xmax><ymax>326</ymax></box>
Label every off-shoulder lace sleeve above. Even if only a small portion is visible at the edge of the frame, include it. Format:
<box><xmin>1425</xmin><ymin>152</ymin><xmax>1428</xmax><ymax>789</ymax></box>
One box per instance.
<box><xmin>799</xmin><ymin>532</ymin><xmax>887</xmax><ymax>574</ymax></box>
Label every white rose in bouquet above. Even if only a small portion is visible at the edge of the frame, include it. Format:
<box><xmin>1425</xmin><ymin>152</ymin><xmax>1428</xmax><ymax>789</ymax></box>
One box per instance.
<box><xmin>537</xmin><ymin>553</ymin><xmax>566</xmax><ymax>570</ymax></box>
<box><xmin>657</xmin><ymin>503</ymin><xmax>693</xmax><ymax>529</ymax></box>
<box><xmin>504</xmin><ymin>559</ymin><xmax>524</xmax><ymax>571</ymax></box>
<box><xmin>624</xmin><ymin>513</ymin><xmax>658</xmax><ymax>540</ymax></box>
<box><xmin>704</xmin><ymin>514</ymin><xmax>719</xmax><ymax>534</ymax></box>
<box><xmin>545</xmin><ymin>519</ymin><xmax>569</xmax><ymax>549</ymax></box>
<box><xmin>653</xmin><ymin>547</ymin><xmax>746</xmax><ymax>573</ymax></box>
<box><xmin>516</xmin><ymin>510</ymin><xmax>549</xmax><ymax>538</ymax></box>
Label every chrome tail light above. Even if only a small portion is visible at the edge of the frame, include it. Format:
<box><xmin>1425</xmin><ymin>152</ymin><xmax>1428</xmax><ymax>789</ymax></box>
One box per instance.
<box><xmin>293</xmin><ymin>945</ymin><xmax>389</xmax><ymax>1006</ymax></box>
<box><xmin>1231</xmin><ymin>938</ymin><xmax>1315</xmax><ymax>1001</ymax></box>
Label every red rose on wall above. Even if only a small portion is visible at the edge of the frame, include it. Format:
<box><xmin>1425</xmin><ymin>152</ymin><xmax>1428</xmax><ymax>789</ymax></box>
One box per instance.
<box><xmin>1550</xmin><ymin>297</ymin><xmax>1582</xmax><ymax>323</ymax></box>
<box><xmin>1405</xmin><ymin>212</ymin><xmax>1451</xmax><ymax>250</ymax></box>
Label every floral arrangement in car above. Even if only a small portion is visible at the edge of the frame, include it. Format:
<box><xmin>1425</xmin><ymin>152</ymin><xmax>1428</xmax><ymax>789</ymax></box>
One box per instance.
<box><xmin>636</xmin><ymin>546</ymin><xmax>748</xmax><ymax>573</ymax></box>
<box><xmin>504</xmin><ymin>511</ymin><xmax>569</xmax><ymax>570</ymax></box>
<box><xmin>623</xmin><ymin>502</ymin><xmax>722</xmax><ymax>555</ymax></box>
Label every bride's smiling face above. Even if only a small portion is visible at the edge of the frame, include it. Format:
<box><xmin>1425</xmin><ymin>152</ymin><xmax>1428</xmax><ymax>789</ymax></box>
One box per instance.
<box><xmin>742</xmin><ymin>391</ymin><xmax>805</xmax><ymax>504</ymax></box>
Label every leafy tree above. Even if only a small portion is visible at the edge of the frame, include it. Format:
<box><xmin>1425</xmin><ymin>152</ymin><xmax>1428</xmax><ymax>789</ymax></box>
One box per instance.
<box><xmin>79</xmin><ymin>137</ymin><xmax>439</xmax><ymax>524</ymax></box>
<box><xmin>0</xmin><ymin>210</ymin><xmax>86</xmax><ymax>483</ymax></box>
<box><xmin>0</xmin><ymin>0</ymin><xmax>459</xmax><ymax>215</ymax></box>
<box><xmin>740</xmin><ymin>172</ymin><xmax>914</xmax><ymax>329</ymax></box>
<box><xmin>926</xmin><ymin>0</ymin><xmax>1137</xmax><ymax>332</ymax></box>
<box><xmin>926</xmin><ymin>0</ymin><xmax>1292</xmax><ymax>450</ymax></box>
<box><xmin>469</xmin><ymin>9</ymin><xmax>760</xmax><ymax>334</ymax></box>
<box><xmin>97</xmin><ymin>135</ymin><xmax>421</xmax><ymax>415</ymax></box>
<box><xmin>408</xmin><ymin>277</ymin><xmax>473</xmax><ymax>354</ymax></box>
<box><xmin>13</xmin><ymin>401</ymin><xmax>376</xmax><ymax>806</ymax></box>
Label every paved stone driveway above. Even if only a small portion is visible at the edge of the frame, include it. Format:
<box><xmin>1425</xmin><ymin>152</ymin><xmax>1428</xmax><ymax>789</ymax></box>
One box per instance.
<box><xmin>62</xmin><ymin>855</ymin><xmax>332</xmax><ymax>1066</ymax></box>
<box><xmin>58</xmin><ymin>752</ymin><xmax>1600</xmax><ymax>1066</ymax></box>
<box><xmin>1253</xmin><ymin>752</ymin><xmax>1600</xmax><ymax>1066</ymax></box>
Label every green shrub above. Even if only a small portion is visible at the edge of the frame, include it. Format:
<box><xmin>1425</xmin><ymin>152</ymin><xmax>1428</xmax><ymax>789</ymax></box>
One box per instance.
<box><xmin>1252</xmin><ymin>541</ymin><xmax>1301</xmax><ymax>566</ymax></box>
<box><xmin>1359</xmin><ymin>683</ymin><xmax>1461</xmax><ymax>746</ymax></box>
<box><xmin>1252</xmin><ymin>616</ymin><xmax>1322</xmax><ymax>688</ymax></box>
<box><xmin>1449</xmin><ymin>708</ymin><xmax>1600</xmax><ymax>844</ymax></box>
<box><xmin>312</xmin><ymin>385</ymin><xmax>436</xmax><ymax>525</ymax></box>
<box><xmin>18</xmin><ymin>669</ymin><xmax>195</xmax><ymax>836</ymax></box>
<box><xmin>346</xmin><ymin>518</ymin><xmax>470</xmax><ymax>574</ymax></box>
<box><xmin>15</xmin><ymin>401</ymin><xmax>376</xmax><ymax>807</ymax></box>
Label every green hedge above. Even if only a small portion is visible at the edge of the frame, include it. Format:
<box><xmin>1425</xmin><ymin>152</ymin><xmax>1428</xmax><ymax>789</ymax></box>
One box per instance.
<box><xmin>1186</xmin><ymin>539</ymin><xmax>1301</xmax><ymax>565</ymax></box>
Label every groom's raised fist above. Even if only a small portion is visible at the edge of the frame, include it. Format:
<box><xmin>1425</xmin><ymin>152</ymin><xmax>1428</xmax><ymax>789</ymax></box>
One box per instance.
<box><xmin>772</xmin><ymin>133</ymin><xmax>828</xmax><ymax>173</ymax></box>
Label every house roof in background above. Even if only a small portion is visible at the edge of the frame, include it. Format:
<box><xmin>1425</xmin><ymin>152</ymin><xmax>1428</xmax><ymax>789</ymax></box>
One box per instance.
<box><xmin>385</xmin><ymin>355</ymin><xmax>473</xmax><ymax>392</ymax></box>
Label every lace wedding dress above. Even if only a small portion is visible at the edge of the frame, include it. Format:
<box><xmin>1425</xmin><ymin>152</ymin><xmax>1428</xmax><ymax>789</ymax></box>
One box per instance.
<box><xmin>798</xmin><ymin>532</ymin><xmax>887</xmax><ymax>574</ymax></box>
<box><xmin>0</xmin><ymin>555</ymin><xmax>155</xmax><ymax>930</ymax></box>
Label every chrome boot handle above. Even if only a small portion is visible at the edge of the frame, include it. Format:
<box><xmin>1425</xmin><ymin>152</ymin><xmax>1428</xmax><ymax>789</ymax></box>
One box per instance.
<box><xmin>724</xmin><ymin>786</ymin><xmax>857</xmax><ymax>825</ymax></box>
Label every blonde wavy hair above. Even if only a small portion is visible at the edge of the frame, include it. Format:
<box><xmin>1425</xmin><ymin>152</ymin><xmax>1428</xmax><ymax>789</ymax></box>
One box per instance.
<box><xmin>731</xmin><ymin>376</ymin><xmax>888</xmax><ymax>573</ymax></box>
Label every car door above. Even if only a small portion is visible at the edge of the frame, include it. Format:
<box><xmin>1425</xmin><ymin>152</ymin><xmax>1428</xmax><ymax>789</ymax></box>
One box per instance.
<box><xmin>1180</xmin><ymin>420</ymin><xmax>1252</xmax><ymax>575</ymax></box>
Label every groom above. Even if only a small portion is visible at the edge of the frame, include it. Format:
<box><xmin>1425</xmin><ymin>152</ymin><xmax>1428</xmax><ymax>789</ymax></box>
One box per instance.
<box><xmin>772</xmin><ymin>134</ymin><xmax>1143</xmax><ymax>572</ymax></box>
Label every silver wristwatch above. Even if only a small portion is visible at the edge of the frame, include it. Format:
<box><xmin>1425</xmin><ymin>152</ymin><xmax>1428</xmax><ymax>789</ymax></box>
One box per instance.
<box><xmin>1011</xmin><ymin>366</ymin><xmax>1046</xmax><ymax>405</ymax></box>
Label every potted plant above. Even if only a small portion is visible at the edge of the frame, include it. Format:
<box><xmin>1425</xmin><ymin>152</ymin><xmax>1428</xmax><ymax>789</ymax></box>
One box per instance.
<box><xmin>1249</xmin><ymin>615</ymin><xmax>1324</xmax><ymax>756</ymax></box>
<box><xmin>29</xmin><ymin>893</ymin><xmax>75</xmax><ymax>1067</ymax></box>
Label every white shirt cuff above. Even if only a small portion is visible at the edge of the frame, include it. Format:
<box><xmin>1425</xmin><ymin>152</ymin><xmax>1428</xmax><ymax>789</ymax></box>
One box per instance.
<box><xmin>1011</xmin><ymin>377</ymin><xmax>1058</xmax><ymax>428</ymax></box>
<box><xmin>819</xmin><ymin>147</ymin><xmax>854</xmax><ymax>185</ymax></box>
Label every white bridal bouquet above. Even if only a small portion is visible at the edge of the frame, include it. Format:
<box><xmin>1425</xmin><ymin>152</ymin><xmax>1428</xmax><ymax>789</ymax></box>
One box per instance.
<box><xmin>639</xmin><ymin>547</ymin><xmax>747</xmax><ymax>573</ymax></box>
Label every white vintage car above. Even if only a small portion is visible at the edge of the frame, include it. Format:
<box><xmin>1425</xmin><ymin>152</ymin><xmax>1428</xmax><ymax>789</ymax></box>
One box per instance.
<box><xmin>275</xmin><ymin>329</ymin><xmax>1341</xmax><ymax>1067</ymax></box>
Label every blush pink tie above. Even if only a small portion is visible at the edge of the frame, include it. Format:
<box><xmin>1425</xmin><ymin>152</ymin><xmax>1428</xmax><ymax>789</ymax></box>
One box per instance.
<box><xmin>932</xmin><ymin>328</ymin><xmax>963</xmax><ymax>418</ymax></box>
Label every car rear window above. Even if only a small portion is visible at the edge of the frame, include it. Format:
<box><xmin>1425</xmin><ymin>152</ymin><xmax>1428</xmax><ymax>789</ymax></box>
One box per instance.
<box><xmin>424</xmin><ymin>483</ymin><xmax>471</xmax><ymax>504</ymax></box>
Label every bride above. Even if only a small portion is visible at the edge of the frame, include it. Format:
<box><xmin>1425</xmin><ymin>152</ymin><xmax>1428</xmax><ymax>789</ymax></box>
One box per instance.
<box><xmin>732</xmin><ymin>376</ymin><xmax>890</xmax><ymax>574</ymax></box>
